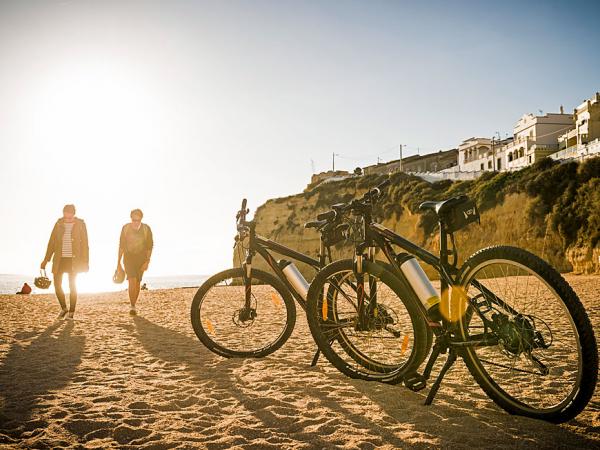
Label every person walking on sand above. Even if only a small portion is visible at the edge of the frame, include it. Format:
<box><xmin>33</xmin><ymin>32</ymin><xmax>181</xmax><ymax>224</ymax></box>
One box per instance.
<box><xmin>116</xmin><ymin>209</ymin><xmax>153</xmax><ymax>315</ymax></box>
<box><xmin>41</xmin><ymin>204</ymin><xmax>89</xmax><ymax>320</ymax></box>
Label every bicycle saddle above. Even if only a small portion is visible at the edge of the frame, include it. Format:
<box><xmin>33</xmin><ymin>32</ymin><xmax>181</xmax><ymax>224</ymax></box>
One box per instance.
<box><xmin>419</xmin><ymin>195</ymin><xmax>469</xmax><ymax>216</ymax></box>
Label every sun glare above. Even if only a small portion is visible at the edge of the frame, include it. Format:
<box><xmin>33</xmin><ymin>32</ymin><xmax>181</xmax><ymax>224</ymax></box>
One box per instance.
<box><xmin>28</xmin><ymin>60</ymin><xmax>161</xmax><ymax>157</ymax></box>
<box><xmin>57</xmin><ymin>271</ymin><xmax>123</xmax><ymax>294</ymax></box>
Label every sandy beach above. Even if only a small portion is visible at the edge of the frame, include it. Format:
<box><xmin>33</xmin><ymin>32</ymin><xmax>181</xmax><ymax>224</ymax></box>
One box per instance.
<box><xmin>0</xmin><ymin>274</ymin><xmax>598</xmax><ymax>449</ymax></box>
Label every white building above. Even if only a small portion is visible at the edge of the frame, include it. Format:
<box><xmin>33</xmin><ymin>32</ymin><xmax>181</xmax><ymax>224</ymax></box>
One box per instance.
<box><xmin>458</xmin><ymin>110</ymin><xmax>574</xmax><ymax>173</ymax></box>
<box><xmin>558</xmin><ymin>92</ymin><xmax>600</xmax><ymax>150</ymax></box>
<box><xmin>458</xmin><ymin>137</ymin><xmax>510</xmax><ymax>172</ymax></box>
<box><xmin>502</xmin><ymin>111</ymin><xmax>573</xmax><ymax>170</ymax></box>
<box><xmin>458</xmin><ymin>137</ymin><xmax>493</xmax><ymax>172</ymax></box>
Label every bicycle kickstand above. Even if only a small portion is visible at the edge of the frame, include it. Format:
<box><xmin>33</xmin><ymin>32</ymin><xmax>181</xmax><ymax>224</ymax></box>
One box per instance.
<box><xmin>310</xmin><ymin>348</ymin><xmax>321</xmax><ymax>367</ymax></box>
<box><xmin>424</xmin><ymin>348</ymin><xmax>458</xmax><ymax>406</ymax></box>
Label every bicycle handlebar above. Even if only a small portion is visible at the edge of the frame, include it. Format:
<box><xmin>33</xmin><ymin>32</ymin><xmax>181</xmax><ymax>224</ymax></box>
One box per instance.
<box><xmin>312</xmin><ymin>177</ymin><xmax>391</xmax><ymax>223</ymax></box>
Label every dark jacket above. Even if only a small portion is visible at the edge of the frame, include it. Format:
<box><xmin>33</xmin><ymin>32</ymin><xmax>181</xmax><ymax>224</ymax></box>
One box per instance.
<box><xmin>44</xmin><ymin>218</ymin><xmax>89</xmax><ymax>274</ymax></box>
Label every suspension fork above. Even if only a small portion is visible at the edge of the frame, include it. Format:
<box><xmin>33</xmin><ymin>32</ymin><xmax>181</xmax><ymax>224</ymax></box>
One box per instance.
<box><xmin>242</xmin><ymin>254</ymin><xmax>253</xmax><ymax>309</ymax></box>
<box><xmin>242</xmin><ymin>227</ymin><xmax>256</xmax><ymax>310</ymax></box>
<box><xmin>367</xmin><ymin>246</ymin><xmax>378</xmax><ymax>313</ymax></box>
<box><xmin>354</xmin><ymin>253</ymin><xmax>366</xmax><ymax>329</ymax></box>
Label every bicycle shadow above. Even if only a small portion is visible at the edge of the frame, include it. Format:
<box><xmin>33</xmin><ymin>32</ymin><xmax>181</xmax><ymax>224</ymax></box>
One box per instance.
<box><xmin>127</xmin><ymin>316</ymin><xmax>598</xmax><ymax>448</ymax></box>
<box><xmin>321</xmin><ymin>351</ymin><xmax>599</xmax><ymax>448</ymax></box>
<box><xmin>237</xmin><ymin>331</ymin><xmax>600</xmax><ymax>449</ymax></box>
<box><xmin>0</xmin><ymin>321</ymin><xmax>85</xmax><ymax>439</ymax></box>
<box><xmin>127</xmin><ymin>316</ymin><xmax>344</xmax><ymax>448</ymax></box>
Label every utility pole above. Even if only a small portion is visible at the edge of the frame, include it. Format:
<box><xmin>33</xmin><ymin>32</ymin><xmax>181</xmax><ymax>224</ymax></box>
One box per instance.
<box><xmin>332</xmin><ymin>153</ymin><xmax>339</xmax><ymax>172</ymax></box>
<box><xmin>492</xmin><ymin>131</ymin><xmax>501</xmax><ymax>172</ymax></box>
<box><xmin>399</xmin><ymin>144</ymin><xmax>403</xmax><ymax>172</ymax></box>
<box><xmin>491</xmin><ymin>136</ymin><xmax>495</xmax><ymax>171</ymax></box>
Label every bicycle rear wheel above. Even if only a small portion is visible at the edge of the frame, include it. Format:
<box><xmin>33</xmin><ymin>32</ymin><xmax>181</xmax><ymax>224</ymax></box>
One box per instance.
<box><xmin>457</xmin><ymin>246</ymin><xmax>598</xmax><ymax>423</ymax></box>
<box><xmin>191</xmin><ymin>268</ymin><xmax>296</xmax><ymax>358</ymax></box>
<box><xmin>306</xmin><ymin>259</ymin><xmax>430</xmax><ymax>383</ymax></box>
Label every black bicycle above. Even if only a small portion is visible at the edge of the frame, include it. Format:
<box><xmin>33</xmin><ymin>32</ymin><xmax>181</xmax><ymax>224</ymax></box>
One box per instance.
<box><xmin>190</xmin><ymin>199</ymin><xmax>343</xmax><ymax>358</ymax></box>
<box><xmin>306</xmin><ymin>180</ymin><xmax>598</xmax><ymax>423</ymax></box>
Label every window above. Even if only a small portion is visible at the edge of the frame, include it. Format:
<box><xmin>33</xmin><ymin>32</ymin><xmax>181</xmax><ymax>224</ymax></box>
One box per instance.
<box><xmin>528</xmin><ymin>155</ymin><xmax>532</xmax><ymax>164</ymax></box>
<box><xmin>480</xmin><ymin>163</ymin><xmax>484</xmax><ymax>170</ymax></box>
<box><xmin>488</xmin><ymin>161</ymin><xmax>492</xmax><ymax>169</ymax></box>
<box><xmin>508</xmin><ymin>152</ymin><xmax>513</xmax><ymax>162</ymax></box>
<box><xmin>497</xmin><ymin>158</ymin><xmax>502</xmax><ymax>170</ymax></box>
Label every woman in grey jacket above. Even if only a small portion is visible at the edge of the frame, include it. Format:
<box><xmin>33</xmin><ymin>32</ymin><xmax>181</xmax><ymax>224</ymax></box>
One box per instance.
<box><xmin>41</xmin><ymin>204</ymin><xmax>89</xmax><ymax>320</ymax></box>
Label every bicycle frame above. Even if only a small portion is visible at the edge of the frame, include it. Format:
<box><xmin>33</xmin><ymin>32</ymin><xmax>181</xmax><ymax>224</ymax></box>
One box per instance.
<box><xmin>344</xmin><ymin>206</ymin><xmax>534</xmax><ymax>396</ymax></box>
<box><xmin>366</xmin><ymin>221</ymin><xmax>453</xmax><ymax>324</ymax></box>
<box><xmin>241</xmin><ymin>221</ymin><xmax>330</xmax><ymax>311</ymax></box>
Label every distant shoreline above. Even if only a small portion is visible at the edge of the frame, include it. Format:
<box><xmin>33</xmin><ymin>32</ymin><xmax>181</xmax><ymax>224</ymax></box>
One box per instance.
<box><xmin>0</xmin><ymin>274</ymin><xmax>208</xmax><ymax>295</ymax></box>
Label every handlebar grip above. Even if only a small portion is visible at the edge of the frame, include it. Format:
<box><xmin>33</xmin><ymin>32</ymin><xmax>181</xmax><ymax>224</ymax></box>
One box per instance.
<box><xmin>241</xmin><ymin>198</ymin><xmax>247</xmax><ymax>211</ymax></box>
<box><xmin>317</xmin><ymin>210</ymin><xmax>336</xmax><ymax>221</ymax></box>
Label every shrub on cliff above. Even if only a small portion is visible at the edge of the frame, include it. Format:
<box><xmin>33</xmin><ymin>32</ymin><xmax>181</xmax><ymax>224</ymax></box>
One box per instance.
<box><xmin>266</xmin><ymin>155</ymin><xmax>600</xmax><ymax>255</ymax></box>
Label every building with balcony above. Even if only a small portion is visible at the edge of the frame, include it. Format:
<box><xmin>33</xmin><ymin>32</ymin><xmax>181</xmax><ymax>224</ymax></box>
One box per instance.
<box><xmin>502</xmin><ymin>110</ymin><xmax>573</xmax><ymax>170</ymax></box>
<box><xmin>458</xmin><ymin>137</ymin><xmax>498</xmax><ymax>172</ymax></box>
<box><xmin>558</xmin><ymin>92</ymin><xmax>600</xmax><ymax>150</ymax></box>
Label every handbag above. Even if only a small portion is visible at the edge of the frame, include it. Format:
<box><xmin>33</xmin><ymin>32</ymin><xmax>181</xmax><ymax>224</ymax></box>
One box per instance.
<box><xmin>113</xmin><ymin>266</ymin><xmax>125</xmax><ymax>284</ymax></box>
<box><xmin>34</xmin><ymin>269</ymin><xmax>52</xmax><ymax>289</ymax></box>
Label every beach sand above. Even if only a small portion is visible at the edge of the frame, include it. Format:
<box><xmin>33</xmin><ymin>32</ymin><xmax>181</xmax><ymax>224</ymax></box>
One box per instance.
<box><xmin>0</xmin><ymin>274</ymin><xmax>598</xmax><ymax>449</ymax></box>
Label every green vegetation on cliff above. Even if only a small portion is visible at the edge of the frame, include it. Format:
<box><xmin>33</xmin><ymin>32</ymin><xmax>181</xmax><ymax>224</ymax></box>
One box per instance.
<box><xmin>243</xmin><ymin>157</ymin><xmax>600</xmax><ymax>275</ymax></box>
<box><xmin>300</xmin><ymin>157</ymin><xmax>600</xmax><ymax>250</ymax></box>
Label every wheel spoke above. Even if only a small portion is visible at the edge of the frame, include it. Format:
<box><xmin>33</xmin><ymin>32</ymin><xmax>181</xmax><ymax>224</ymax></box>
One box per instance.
<box><xmin>459</xmin><ymin>250</ymin><xmax>589</xmax><ymax>419</ymax></box>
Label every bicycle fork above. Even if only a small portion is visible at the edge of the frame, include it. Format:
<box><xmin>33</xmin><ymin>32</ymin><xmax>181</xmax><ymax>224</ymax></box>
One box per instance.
<box><xmin>354</xmin><ymin>254</ymin><xmax>368</xmax><ymax>330</ymax></box>
<box><xmin>239</xmin><ymin>258</ymin><xmax>257</xmax><ymax>323</ymax></box>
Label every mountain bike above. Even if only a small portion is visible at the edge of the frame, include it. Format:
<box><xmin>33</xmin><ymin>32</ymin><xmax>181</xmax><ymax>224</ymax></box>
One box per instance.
<box><xmin>306</xmin><ymin>180</ymin><xmax>598</xmax><ymax>423</ymax></box>
<box><xmin>190</xmin><ymin>199</ymin><xmax>342</xmax><ymax>358</ymax></box>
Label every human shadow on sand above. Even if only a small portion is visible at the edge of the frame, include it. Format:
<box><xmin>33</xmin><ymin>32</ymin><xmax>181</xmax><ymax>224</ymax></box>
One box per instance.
<box><xmin>0</xmin><ymin>321</ymin><xmax>85</xmax><ymax>441</ymax></box>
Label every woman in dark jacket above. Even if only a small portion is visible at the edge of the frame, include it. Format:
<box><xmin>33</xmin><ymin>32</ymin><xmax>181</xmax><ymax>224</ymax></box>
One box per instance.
<box><xmin>41</xmin><ymin>204</ymin><xmax>89</xmax><ymax>320</ymax></box>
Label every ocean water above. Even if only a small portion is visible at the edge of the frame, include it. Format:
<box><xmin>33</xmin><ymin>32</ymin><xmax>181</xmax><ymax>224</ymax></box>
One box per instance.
<box><xmin>0</xmin><ymin>274</ymin><xmax>208</xmax><ymax>295</ymax></box>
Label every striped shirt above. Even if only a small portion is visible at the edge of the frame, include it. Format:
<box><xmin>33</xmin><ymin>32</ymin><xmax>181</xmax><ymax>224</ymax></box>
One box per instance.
<box><xmin>62</xmin><ymin>222</ymin><xmax>74</xmax><ymax>257</ymax></box>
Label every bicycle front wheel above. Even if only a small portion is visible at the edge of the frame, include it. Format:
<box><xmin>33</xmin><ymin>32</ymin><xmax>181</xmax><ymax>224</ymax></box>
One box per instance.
<box><xmin>306</xmin><ymin>259</ymin><xmax>430</xmax><ymax>383</ymax></box>
<box><xmin>191</xmin><ymin>268</ymin><xmax>296</xmax><ymax>358</ymax></box>
<box><xmin>457</xmin><ymin>246</ymin><xmax>598</xmax><ymax>423</ymax></box>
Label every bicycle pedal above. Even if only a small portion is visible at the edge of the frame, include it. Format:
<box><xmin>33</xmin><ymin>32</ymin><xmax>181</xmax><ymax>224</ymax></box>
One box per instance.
<box><xmin>403</xmin><ymin>372</ymin><xmax>427</xmax><ymax>392</ymax></box>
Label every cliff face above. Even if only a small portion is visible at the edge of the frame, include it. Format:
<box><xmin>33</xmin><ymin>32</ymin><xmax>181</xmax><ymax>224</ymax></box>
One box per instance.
<box><xmin>234</xmin><ymin>158</ymin><xmax>600</xmax><ymax>278</ymax></box>
<box><xmin>566</xmin><ymin>246</ymin><xmax>600</xmax><ymax>274</ymax></box>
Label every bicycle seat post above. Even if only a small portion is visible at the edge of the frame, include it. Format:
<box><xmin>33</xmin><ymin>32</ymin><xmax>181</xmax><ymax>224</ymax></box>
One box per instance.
<box><xmin>439</xmin><ymin>221</ymin><xmax>450</xmax><ymax>306</ymax></box>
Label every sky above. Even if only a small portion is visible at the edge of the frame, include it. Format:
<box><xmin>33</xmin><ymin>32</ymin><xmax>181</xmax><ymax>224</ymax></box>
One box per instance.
<box><xmin>0</xmin><ymin>0</ymin><xmax>599</xmax><ymax>288</ymax></box>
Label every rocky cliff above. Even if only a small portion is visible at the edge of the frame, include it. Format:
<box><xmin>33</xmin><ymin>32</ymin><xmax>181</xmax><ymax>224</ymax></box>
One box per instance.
<box><xmin>234</xmin><ymin>157</ymin><xmax>600</xmax><ymax>279</ymax></box>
